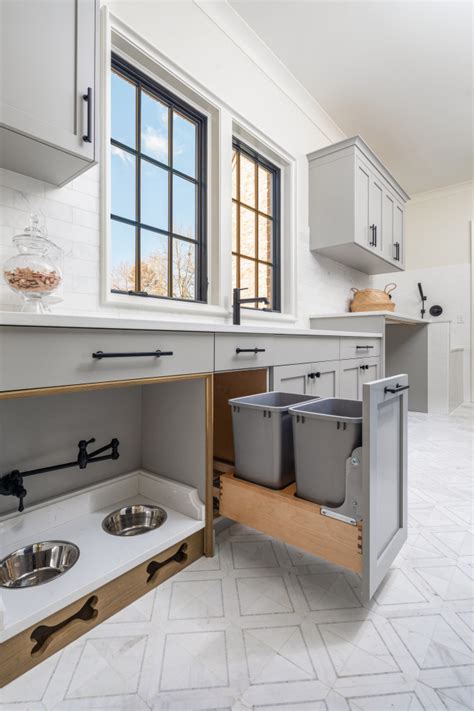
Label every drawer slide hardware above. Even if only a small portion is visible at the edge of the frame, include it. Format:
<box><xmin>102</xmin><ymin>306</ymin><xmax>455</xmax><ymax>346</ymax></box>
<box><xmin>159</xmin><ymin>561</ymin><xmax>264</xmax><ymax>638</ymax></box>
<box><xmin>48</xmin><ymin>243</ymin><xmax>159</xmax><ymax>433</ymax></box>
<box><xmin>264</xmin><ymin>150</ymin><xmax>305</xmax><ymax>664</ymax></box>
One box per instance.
<box><xmin>317</xmin><ymin>446</ymin><xmax>363</xmax><ymax>527</ymax></box>
<box><xmin>320</xmin><ymin>509</ymin><xmax>357</xmax><ymax>526</ymax></box>
<box><xmin>92</xmin><ymin>350</ymin><xmax>173</xmax><ymax>359</ymax></box>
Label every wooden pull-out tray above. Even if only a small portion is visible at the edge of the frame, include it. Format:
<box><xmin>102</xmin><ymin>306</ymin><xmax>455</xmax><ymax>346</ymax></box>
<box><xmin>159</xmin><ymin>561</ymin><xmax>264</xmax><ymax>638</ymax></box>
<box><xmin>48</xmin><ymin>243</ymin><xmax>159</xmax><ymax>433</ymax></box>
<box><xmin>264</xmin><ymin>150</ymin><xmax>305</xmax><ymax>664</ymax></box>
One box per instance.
<box><xmin>219</xmin><ymin>471</ymin><xmax>362</xmax><ymax>573</ymax></box>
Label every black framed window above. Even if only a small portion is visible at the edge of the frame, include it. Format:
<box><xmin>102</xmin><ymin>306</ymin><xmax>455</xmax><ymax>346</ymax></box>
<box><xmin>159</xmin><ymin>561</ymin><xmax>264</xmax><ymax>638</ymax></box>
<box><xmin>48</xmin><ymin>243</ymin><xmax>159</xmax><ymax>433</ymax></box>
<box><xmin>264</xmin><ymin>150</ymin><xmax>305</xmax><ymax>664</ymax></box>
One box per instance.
<box><xmin>232</xmin><ymin>138</ymin><xmax>281</xmax><ymax>311</ymax></box>
<box><xmin>110</xmin><ymin>54</ymin><xmax>207</xmax><ymax>302</ymax></box>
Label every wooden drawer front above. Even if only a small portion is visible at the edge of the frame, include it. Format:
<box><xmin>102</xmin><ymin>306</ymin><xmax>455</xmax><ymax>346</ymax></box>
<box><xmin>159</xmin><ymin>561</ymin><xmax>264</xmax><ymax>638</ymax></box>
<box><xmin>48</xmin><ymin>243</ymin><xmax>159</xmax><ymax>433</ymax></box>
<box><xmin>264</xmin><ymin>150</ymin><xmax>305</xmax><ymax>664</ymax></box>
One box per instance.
<box><xmin>0</xmin><ymin>327</ymin><xmax>214</xmax><ymax>392</ymax></box>
<box><xmin>0</xmin><ymin>530</ymin><xmax>204</xmax><ymax>688</ymax></box>
<box><xmin>340</xmin><ymin>337</ymin><xmax>380</xmax><ymax>360</ymax></box>
<box><xmin>214</xmin><ymin>334</ymin><xmax>273</xmax><ymax>371</ymax></box>
<box><xmin>273</xmin><ymin>336</ymin><xmax>339</xmax><ymax>366</ymax></box>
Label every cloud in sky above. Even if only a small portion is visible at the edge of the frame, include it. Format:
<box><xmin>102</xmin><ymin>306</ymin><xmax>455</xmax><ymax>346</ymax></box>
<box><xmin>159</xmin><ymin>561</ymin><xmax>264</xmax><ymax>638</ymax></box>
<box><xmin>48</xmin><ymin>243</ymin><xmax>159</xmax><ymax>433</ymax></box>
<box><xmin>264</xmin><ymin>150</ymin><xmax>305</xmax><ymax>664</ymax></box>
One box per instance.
<box><xmin>142</xmin><ymin>125</ymin><xmax>168</xmax><ymax>162</ymax></box>
<box><xmin>111</xmin><ymin>145</ymin><xmax>134</xmax><ymax>165</ymax></box>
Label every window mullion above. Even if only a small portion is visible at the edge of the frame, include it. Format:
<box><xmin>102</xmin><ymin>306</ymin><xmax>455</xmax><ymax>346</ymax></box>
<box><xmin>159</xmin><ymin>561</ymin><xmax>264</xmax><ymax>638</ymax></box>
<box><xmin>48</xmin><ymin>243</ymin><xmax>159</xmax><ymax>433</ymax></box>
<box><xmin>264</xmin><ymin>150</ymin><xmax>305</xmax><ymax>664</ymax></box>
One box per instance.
<box><xmin>236</xmin><ymin>151</ymin><xmax>241</xmax><ymax>289</ymax></box>
<box><xmin>255</xmin><ymin>157</ymin><xmax>259</xmax><ymax>303</ymax></box>
<box><xmin>168</xmin><ymin>109</ymin><xmax>173</xmax><ymax>298</ymax></box>
<box><xmin>135</xmin><ymin>81</ymin><xmax>141</xmax><ymax>293</ymax></box>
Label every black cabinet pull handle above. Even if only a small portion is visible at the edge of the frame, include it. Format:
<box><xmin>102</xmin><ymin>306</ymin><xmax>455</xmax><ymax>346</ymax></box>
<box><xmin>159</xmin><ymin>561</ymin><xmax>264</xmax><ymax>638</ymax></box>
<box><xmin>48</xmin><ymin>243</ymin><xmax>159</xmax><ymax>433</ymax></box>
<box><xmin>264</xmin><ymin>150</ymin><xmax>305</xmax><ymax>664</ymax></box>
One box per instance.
<box><xmin>308</xmin><ymin>371</ymin><xmax>321</xmax><ymax>379</ymax></box>
<box><xmin>92</xmin><ymin>350</ymin><xmax>173</xmax><ymax>359</ymax></box>
<box><xmin>235</xmin><ymin>348</ymin><xmax>266</xmax><ymax>354</ymax></box>
<box><xmin>370</xmin><ymin>224</ymin><xmax>377</xmax><ymax>247</ymax></box>
<box><xmin>384</xmin><ymin>383</ymin><xmax>410</xmax><ymax>394</ymax></box>
<box><xmin>356</xmin><ymin>345</ymin><xmax>374</xmax><ymax>350</ymax></box>
<box><xmin>396</xmin><ymin>242</ymin><xmax>400</xmax><ymax>261</ymax></box>
<box><xmin>83</xmin><ymin>87</ymin><xmax>92</xmax><ymax>143</ymax></box>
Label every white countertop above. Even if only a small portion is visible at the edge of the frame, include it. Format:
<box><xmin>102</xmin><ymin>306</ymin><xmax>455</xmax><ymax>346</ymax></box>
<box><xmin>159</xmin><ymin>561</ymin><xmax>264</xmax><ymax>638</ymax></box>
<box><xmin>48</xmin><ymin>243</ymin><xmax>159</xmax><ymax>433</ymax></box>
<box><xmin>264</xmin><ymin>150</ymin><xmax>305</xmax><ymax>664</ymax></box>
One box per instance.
<box><xmin>0</xmin><ymin>471</ymin><xmax>205</xmax><ymax>641</ymax></box>
<box><xmin>309</xmin><ymin>310</ymin><xmax>448</xmax><ymax>325</ymax></box>
<box><xmin>0</xmin><ymin>311</ymin><xmax>382</xmax><ymax>338</ymax></box>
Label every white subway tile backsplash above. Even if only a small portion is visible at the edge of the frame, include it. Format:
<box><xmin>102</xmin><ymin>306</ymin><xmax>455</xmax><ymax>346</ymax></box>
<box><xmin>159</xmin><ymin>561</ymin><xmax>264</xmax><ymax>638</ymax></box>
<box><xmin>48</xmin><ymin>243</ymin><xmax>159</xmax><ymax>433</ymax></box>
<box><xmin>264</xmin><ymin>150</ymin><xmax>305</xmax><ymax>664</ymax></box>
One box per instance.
<box><xmin>1</xmin><ymin>205</ymin><xmax>32</xmax><ymax>229</ymax></box>
<box><xmin>44</xmin><ymin>185</ymin><xmax>99</xmax><ymax>213</ymax></box>
<box><xmin>72</xmin><ymin>241</ymin><xmax>99</xmax><ymax>262</ymax></box>
<box><xmin>72</xmin><ymin>206</ymin><xmax>100</xmax><ymax>230</ymax></box>
<box><xmin>71</xmin><ymin>224</ymin><xmax>100</xmax><ymax>246</ymax></box>
<box><xmin>0</xmin><ymin>168</ymin><xmax>45</xmax><ymax>196</ymax></box>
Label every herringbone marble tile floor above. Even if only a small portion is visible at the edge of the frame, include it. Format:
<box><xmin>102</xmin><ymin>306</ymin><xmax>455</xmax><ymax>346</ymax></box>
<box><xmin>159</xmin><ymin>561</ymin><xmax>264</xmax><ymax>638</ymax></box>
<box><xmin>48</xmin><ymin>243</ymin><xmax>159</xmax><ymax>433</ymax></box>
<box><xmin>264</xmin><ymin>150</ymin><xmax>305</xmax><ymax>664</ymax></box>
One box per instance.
<box><xmin>1</xmin><ymin>406</ymin><xmax>473</xmax><ymax>711</ymax></box>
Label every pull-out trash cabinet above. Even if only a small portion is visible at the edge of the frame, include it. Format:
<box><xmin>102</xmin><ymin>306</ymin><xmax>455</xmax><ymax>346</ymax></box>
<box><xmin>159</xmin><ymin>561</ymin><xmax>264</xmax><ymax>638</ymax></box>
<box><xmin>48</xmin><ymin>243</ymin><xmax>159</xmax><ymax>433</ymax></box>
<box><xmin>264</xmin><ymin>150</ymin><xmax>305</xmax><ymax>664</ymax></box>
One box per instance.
<box><xmin>220</xmin><ymin>375</ymin><xmax>409</xmax><ymax>601</ymax></box>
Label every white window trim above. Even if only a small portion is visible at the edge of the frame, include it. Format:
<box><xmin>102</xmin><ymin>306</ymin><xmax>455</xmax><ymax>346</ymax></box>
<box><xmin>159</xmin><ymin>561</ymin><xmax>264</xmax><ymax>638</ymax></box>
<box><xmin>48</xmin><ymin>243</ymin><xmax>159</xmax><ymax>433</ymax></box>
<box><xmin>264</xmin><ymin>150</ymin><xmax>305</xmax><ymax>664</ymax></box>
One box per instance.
<box><xmin>100</xmin><ymin>10</ymin><xmax>297</xmax><ymax>324</ymax></box>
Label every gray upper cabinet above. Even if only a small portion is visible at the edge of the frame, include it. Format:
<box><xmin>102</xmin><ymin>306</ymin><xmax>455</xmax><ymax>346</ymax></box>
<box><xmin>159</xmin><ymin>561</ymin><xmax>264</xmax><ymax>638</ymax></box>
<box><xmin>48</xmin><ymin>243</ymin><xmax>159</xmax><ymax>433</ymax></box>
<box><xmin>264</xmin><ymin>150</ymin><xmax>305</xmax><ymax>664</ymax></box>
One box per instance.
<box><xmin>0</xmin><ymin>0</ymin><xmax>98</xmax><ymax>186</ymax></box>
<box><xmin>308</xmin><ymin>136</ymin><xmax>409</xmax><ymax>274</ymax></box>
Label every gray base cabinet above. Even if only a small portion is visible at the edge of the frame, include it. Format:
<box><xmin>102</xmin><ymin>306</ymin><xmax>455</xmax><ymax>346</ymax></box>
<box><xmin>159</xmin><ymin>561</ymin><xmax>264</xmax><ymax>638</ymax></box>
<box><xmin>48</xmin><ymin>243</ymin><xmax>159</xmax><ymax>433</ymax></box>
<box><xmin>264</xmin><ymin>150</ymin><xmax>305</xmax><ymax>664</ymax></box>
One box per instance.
<box><xmin>273</xmin><ymin>357</ymin><xmax>379</xmax><ymax>400</ymax></box>
<box><xmin>339</xmin><ymin>356</ymin><xmax>381</xmax><ymax>400</ymax></box>
<box><xmin>272</xmin><ymin>360</ymin><xmax>339</xmax><ymax>398</ymax></box>
<box><xmin>307</xmin><ymin>136</ymin><xmax>409</xmax><ymax>274</ymax></box>
<box><xmin>0</xmin><ymin>0</ymin><xmax>98</xmax><ymax>185</ymax></box>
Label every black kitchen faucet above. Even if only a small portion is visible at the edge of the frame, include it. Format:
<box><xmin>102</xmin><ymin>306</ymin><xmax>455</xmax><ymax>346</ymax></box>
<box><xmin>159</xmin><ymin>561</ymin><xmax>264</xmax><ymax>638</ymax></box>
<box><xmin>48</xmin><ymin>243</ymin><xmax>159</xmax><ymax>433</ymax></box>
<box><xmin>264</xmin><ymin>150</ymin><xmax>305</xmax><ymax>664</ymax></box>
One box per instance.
<box><xmin>232</xmin><ymin>288</ymin><xmax>269</xmax><ymax>325</ymax></box>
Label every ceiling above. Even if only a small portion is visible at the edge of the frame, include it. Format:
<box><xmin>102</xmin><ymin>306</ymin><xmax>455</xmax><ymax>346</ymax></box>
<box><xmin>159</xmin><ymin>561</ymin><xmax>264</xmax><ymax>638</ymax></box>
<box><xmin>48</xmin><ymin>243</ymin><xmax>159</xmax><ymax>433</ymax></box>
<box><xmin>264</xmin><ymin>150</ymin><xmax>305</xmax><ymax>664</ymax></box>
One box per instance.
<box><xmin>229</xmin><ymin>0</ymin><xmax>473</xmax><ymax>195</ymax></box>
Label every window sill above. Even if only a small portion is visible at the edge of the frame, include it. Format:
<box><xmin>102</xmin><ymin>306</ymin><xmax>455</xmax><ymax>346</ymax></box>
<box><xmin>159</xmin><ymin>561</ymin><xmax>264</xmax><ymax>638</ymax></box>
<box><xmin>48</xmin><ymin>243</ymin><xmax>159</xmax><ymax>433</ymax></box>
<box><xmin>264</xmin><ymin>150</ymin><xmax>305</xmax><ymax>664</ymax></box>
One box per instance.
<box><xmin>103</xmin><ymin>290</ymin><xmax>297</xmax><ymax>325</ymax></box>
<box><xmin>103</xmin><ymin>290</ymin><xmax>228</xmax><ymax>319</ymax></box>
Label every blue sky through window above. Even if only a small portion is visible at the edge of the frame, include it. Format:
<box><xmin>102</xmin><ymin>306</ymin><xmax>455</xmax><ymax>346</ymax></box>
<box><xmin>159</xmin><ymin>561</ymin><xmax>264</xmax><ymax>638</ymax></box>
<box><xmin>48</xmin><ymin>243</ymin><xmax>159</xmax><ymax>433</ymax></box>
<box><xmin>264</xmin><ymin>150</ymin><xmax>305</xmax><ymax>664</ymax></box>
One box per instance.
<box><xmin>110</xmin><ymin>59</ymin><xmax>203</xmax><ymax>299</ymax></box>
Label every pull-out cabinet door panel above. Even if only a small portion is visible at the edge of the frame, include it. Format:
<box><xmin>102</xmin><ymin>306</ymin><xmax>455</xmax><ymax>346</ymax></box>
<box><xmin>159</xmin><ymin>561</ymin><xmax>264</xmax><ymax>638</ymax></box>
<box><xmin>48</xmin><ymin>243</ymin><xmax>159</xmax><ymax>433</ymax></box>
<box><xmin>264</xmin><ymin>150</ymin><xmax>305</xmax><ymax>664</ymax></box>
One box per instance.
<box><xmin>362</xmin><ymin>375</ymin><xmax>408</xmax><ymax>600</ymax></box>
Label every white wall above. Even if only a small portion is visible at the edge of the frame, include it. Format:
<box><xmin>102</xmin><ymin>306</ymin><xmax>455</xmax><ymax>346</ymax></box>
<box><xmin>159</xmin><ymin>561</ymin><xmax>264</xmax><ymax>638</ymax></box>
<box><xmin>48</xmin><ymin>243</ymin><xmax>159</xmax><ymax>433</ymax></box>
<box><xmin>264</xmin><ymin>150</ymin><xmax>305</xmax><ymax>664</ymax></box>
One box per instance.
<box><xmin>0</xmin><ymin>0</ymin><xmax>370</xmax><ymax>326</ymax></box>
<box><xmin>372</xmin><ymin>180</ymin><xmax>473</xmax><ymax>400</ymax></box>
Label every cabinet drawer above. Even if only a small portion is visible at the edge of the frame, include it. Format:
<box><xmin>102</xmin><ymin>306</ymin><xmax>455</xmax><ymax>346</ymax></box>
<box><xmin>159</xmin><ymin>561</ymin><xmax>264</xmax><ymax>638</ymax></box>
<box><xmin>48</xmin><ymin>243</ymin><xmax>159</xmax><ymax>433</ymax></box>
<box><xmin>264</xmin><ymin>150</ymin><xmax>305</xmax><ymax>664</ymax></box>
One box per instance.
<box><xmin>340</xmin><ymin>337</ymin><xmax>380</xmax><ymax>360</ymax></box>
<box><xmin>273</xmin><ymin>335</ymin><xmax>339</xmax><ymax>366</ymax></box>
<box><xmin>0</xmin><ymin>327</ymin><xmax>214</xmax><ymax>392</ymax></box>
<box><xmin>214</xmin><ymin>334</ymin><xmax>273</xmax><ymax>371</ymax></box>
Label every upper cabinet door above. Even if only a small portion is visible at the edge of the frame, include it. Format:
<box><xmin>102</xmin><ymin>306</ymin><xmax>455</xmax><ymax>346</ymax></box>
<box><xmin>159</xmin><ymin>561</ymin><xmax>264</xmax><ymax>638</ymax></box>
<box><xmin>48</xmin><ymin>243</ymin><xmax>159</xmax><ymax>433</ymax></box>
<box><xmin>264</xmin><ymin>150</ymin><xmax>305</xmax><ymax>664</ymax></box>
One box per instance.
<box><xmin>368</xmin><ymin>174</ymin><xmax>384</xmax><ymax>255</ymax></box>
<box><xmin>393</xmin><ymin>201</ymin><xmax>405</xmax><ymax>268</ymax></box>
<box><xmin>362</xmin><ymin>375</ymin><xmax>408</xmax><ymax>601</ymax></box>
<box><xmin>382</xmin><ymin>190</ymin><xmax>395</xmax><ymax>263</ymax></box>
<box><xmin>0</xmin><ymin>0</ymin><xmax>97</xmax><ymax>183</ymax></box>
<box><xmin>354</xmin><ymin>157</ymin><xmax>371</xmax><ymax>249</ymax></box>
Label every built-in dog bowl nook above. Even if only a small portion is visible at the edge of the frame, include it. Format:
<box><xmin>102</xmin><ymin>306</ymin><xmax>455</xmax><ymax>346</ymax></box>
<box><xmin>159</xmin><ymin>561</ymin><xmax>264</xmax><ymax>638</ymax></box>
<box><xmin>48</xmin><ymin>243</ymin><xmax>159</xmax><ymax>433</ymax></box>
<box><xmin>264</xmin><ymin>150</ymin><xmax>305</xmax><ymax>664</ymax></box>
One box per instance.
<box><xmin>0</xmin><ymin>374</ymin><xmax>210</xmax><ymax>687</ymax></box>
<box><xmin>102</xmin><ymin>504</ymin><xmax>168</xmax><ymax>536</ymax></box>
<box><xmin>0</xmin><ymin>541</ymin><xmax>80</xmax><ymax>589</ymax></box>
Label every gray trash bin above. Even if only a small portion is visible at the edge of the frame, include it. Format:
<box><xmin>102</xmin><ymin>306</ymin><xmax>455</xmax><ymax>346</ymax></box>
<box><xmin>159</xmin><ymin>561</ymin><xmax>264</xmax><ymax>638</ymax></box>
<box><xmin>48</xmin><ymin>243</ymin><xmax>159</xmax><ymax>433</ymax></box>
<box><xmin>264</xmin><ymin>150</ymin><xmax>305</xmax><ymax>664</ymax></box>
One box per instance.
<box><xmin>289</xmin><ymin>398</ymin><xmax>363</xmax><ymax>507</ymax></box>
<box><xmin>229</xmin><ymin>391</ymin><xmax>319</xmax><ymax>489</ymax></box>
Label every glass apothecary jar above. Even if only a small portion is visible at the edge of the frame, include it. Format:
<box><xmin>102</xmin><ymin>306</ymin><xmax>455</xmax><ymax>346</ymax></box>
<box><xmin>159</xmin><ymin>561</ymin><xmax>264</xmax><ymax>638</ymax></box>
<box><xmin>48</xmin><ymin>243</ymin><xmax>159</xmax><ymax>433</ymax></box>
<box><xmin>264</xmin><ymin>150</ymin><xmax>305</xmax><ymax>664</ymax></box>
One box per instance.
<box><xmin>3</xmin><ymin>214</ymin><xmax>63</xmax><ymax>313</ymax></box>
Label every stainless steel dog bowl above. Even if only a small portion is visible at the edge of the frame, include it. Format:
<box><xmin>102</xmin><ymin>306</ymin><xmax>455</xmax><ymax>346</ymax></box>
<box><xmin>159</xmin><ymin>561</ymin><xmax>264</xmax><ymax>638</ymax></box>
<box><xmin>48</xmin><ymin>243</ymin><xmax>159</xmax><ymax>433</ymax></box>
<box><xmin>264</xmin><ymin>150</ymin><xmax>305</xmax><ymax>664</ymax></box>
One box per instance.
<box><xmin>0</xmin><ymin>541</ymin><xmax>80</xmax><ymax>589</ymax></box>
<box><xmin>102</xmin><ymin>504</ymin><xmax>167</xmax><ymax>536</ymax></box>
